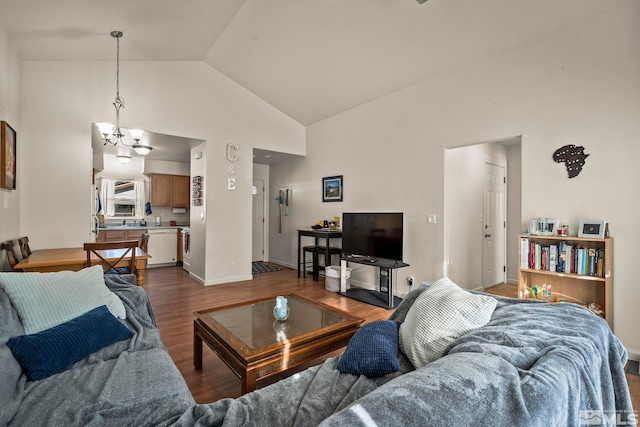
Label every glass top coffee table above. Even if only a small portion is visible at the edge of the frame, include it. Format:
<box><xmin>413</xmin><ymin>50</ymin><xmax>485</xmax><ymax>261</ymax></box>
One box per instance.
<box><xmin>193</xmin><ymin>294</ymin><xmax>363</xmax><ymax>394</ymax></box>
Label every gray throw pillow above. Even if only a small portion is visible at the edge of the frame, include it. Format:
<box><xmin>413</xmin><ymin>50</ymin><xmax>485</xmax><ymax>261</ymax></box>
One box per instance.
<box><xmin>399</xmin><ymin>277</ymin><xmax>497</xmax><ymax>369</ymax></box>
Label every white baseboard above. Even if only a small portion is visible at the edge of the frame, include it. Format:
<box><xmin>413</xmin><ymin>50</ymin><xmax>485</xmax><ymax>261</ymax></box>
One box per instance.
<box><xmin>205</xmin><ymin>274</ymin><xmax>253</xmax><ymax>286</ymax></box>
<box><xmin>269</xmin><ymin>259</ymin><xmax>295</xmax><ymax>270</ymax></box>
<box><xmin>627</xmin><ymin>350</ymin><xmax>640</xmax><ymax>362</ymax></box>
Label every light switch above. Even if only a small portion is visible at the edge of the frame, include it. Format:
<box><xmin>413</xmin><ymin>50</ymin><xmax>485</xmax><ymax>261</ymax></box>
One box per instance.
<box><xmin>427</xmin><ymin>214</ymin><xmax>437</xmax><ymax>224</ymax></box>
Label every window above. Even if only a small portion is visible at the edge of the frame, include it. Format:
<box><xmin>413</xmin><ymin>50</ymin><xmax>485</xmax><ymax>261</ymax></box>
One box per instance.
<box><xmin>99</xmin><ymin>178</ymin><xmax>145</xmax><ymax>219</ymax></box>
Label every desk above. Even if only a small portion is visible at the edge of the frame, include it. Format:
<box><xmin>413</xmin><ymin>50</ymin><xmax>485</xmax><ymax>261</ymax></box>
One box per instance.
<box><xmin>14</xmin><ymin>247</ymin><xmax>151</xmax><ymax>287</ymax></box>
<box><xmin>297</xmin><ymin>229</ymin><xmax>342</xmax><ymax>278</ymax></box>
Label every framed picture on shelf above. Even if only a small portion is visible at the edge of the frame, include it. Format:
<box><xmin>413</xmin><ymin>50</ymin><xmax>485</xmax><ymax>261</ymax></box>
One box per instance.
<box><xmin>322</xmin><ymin>175</ymin><xmax>343</xmax><ymax>202</ymax></box>
<box><xmin>1</xmin><ymin>121</ymin><xmax>16</xmax><ymax>190</ymax></box>
<box><xmin>547</xmin><ymin>219</ymin><xmax>560</xmax><ymax>235</ymax></box>
<box><xmin>578</xmin><ymin>220</ymin><xmax>607</xmax><ymax>239</ymax></box>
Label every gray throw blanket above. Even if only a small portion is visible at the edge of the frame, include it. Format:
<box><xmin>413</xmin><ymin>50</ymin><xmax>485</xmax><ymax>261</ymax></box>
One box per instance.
<box><xmin>3</xmin><ymin>277</ymin><xmax>632</xmax><ymax>426</ymax></box>
<box><xmin>82</xmin><ymin>285</ymin><xmax>633</xmax><ymax>427</ymax></box>
<box><xmin>2</xmin><ymin>274</ymin><xmax>194</xmax><ymax>426</ymax></box>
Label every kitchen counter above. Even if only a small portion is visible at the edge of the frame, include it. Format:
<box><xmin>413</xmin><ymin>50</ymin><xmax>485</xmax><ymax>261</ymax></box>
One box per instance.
<box><xmin>99</xmin><ymin>225</ymin><xmax>189</xmax><ymax>231</ymax></box>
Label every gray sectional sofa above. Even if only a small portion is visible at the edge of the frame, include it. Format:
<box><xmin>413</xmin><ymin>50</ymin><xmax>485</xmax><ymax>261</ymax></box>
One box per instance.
<box><xmin>1</xmin><ymin>271</ymin><xmax>634</xmax><ymax>426</ymax></box>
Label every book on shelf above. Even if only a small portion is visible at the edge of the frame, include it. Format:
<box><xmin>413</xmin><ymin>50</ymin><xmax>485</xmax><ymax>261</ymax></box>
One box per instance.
<box><xmin>519</xmin><ymin>236</ymin><xmax>605</xmax><ymax>278</ymax></box>
<box><xmin>520</xmin><ymin>238</ymin><xmax>529</xmax><ymax>269</ymax></box>
<box><xmin>549</xmin><ymin>245</ymin><xmax>557</xmax><ymax>272</ymax></box>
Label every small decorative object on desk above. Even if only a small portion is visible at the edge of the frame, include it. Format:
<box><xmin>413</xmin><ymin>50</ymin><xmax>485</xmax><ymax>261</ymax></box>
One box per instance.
<box><xmin>273</xmin><ymin>296</ymin><xmax>289</xmax><ymax>321</ymax></box>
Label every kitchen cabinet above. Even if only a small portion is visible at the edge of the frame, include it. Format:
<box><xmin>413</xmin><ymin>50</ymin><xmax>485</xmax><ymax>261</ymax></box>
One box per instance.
<box><xmin>172</xmin><ymin>175</ymin><xmax>190</xmax><ymax>207</ymax></box>
<box><xmin>150</xmin><ymin>174</ymin><xmax>190</xmax><ymax>208</ymax></box>
<box><xmin>97</xmin><ymin>229</ymin><xmax>147</xmax><ymax>243</ymax></box>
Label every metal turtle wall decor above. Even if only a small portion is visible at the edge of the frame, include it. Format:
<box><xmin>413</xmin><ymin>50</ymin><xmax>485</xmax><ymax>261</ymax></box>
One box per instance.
<box><xmin>553</xmin><ymin>145</ymin><xmax>589</xmax><ymax>178</ymax></box>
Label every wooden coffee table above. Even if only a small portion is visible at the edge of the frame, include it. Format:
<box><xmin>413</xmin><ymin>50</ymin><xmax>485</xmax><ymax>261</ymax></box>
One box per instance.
<box><xmin>193</xmin><ymin>294</ymin><xmax>363</xmax><ymax>394</ymax></box>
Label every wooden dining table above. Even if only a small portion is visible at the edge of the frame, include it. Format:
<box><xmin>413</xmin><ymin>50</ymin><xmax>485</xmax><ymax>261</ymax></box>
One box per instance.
<box><xmin>14</xmin><ymin>247</ymin><xmax>151</xmax><ymax>287</ymax></box>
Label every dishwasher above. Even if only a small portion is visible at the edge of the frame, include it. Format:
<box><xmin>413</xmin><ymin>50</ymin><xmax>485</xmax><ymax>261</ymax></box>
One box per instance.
<box><xmin>146</xmin><ymin>228</ymin><xmax>178</xmax><ymax>266</ymax></box>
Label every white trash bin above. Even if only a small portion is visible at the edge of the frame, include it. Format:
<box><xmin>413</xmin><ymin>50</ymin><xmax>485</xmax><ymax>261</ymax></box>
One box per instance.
<box><xmin>325</xmin><ymin>265</ymin><xmax>351</xmax><ymax>292</ymax></box>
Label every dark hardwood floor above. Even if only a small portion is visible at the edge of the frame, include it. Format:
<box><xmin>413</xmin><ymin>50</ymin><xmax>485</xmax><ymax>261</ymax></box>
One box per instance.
<box><xmin>143</xmin><ymin>266</ymin><xmax>639</xmax><ymax>412</ymax></box>
<box><xmin>143</xmin><ymin>264</ymin><xmax>391</xmax><ymax>403</ymax></box>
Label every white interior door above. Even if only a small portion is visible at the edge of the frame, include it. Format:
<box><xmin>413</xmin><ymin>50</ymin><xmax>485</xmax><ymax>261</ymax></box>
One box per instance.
<box><xmin>252</xmin><ymin>179</ymin><xmax>265</xmax><ymax>262</ymax></box>
<box><xmin>483</xmin><ymin>162</ymin><xmax>506</xmax><ymax>286</ymax></box>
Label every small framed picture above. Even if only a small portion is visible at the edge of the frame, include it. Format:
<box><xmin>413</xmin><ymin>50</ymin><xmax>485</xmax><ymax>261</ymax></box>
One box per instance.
<box><xmin>1</xmin><ymin>121</ymin><xmax>17</xmax><ymax>190</ymax></box>
<box><xmin>578</xmin><ymin>220</ymin><xmax>607</xmax><ymax>239</ymax></box>
<box><xmin>322</xmin><ymin>175</ymin><xmax>343</xmax><ymax>202</ymax></box>
<box><xmin>546</xmin><ymin>219</ymin><xmax>560</xmax><ymax>235</ymax></box>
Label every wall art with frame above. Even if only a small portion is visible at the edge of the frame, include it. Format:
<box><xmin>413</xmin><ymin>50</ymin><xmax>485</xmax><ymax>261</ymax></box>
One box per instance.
<box><xmin>1</xmin><ymin>121</ymin><xmax>16</xmax><ymax>190</ymax></box>
<box><xmin>322</xmin><ymin>175</ymin><xmax>343</xmax><ymax>202</ymax></box>
<box><xmin>578</xmin><ymin>220</ymin><xmax>607</xmax><ymax>239</ymax></box>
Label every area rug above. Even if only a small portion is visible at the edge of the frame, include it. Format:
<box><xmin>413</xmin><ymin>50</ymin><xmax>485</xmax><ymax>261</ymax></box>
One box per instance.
<box><xmin>252</xmin><ymin>262</ymin><xmax>282</xmax><ymax>274</ymax></box>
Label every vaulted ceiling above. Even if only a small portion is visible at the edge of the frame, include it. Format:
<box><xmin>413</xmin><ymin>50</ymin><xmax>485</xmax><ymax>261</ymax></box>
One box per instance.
<box><xmin>0</xmin><ymin>0</ymin><xmax>624</xmax><ymax>126</ymax></box>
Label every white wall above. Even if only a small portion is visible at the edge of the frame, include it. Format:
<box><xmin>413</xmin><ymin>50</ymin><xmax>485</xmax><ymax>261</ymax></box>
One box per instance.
<box><xmin>269</xmin><ymin>2</ymin><xmax>640</xmax><ymax>356</ymax></box>
<box><xmin>506</xmin><ymin>144</ymin><xmax>522</xmax><ymax>284</ymax></box>
<box><xmin>0</xmin><ymin>19</ymin><xmax>22</xmax><ymax>270</ymax></box>
<box><xmin>253</xmin><ymin>163</ymin><xmax>270</xmax><ymax>262</ymax></box>
<box><xmin>19</xmin><ymin>60</ymin><xmax>305</xmax><ymax>284</ymax></box>
<box><xmin>189</xmin><ymin>142</ymin><xmax>207</xmax><ymax>282</ymax></box>
<box><xmin>444</xmin><ymin>141</ymin><xmax>508</xmax><ymax>290</ymax></box>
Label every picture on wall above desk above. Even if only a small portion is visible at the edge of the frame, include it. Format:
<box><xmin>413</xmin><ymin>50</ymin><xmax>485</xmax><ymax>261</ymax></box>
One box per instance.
<box><xmin>322</xmin><ymin>175</ymin><xmax>343</xmax><ymax>202</ymax></box>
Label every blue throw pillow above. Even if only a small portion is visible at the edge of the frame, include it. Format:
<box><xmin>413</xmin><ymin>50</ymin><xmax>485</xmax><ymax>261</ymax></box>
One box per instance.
<box><xmin>7</xmin><ymin>305</ymin><xmax>133</xmax><ymax>381</ymax></box>
<box><xmin>337</xmin><ymin>320</ymin><xmax>401</xmax><ymax>377</ymax></box>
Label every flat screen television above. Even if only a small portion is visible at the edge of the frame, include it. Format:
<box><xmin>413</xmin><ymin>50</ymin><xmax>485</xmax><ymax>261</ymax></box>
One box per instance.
<box><xmin>342</xmin><ymin>212</ymin><xmax>403</xmax><ymax>261</ymax></box>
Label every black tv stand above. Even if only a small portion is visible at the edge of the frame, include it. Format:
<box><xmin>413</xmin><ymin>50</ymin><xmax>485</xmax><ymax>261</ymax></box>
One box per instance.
<box><xmin>338</xmin><ymin>256</ymin><xmax>409</xmax><ymax>309</ymax></box>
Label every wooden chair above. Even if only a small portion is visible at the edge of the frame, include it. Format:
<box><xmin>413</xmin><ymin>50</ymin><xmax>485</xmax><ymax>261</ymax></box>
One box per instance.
<box><xmin>17</xmin><ymin>236</ymin><xmax>32</xmax><ymax>259</ymax></box>
<box><xmin>140</xmin><ymin>233</ymin><xmax>149</xmax><ymax>252</ymax></box>
<box><xmin>84</xmin><ymin>240</ymin><xmax>138</xmax><ymax>276</ymax></box>
<box><xmin>1</xmin><ymin>240</ymin><xmax>20</xmax><ymax>271</ymax></box>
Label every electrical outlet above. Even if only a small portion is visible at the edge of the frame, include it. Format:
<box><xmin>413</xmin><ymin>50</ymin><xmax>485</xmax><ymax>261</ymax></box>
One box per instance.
<box><xmin>231</xmin><ymin>262</ymin><xmax>236</xmax><ymax>270</ymax></box>
<box><xmin>407</xmin><ymin>276</ymin><xmax>415</xmax><ymax>286</ymax></box>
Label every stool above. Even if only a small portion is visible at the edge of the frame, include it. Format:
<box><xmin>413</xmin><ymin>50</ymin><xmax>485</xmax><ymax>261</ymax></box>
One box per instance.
<box><xmin>303</xmin><ymin>246</ymin><xmax>341</xmax><ymax>281</ymax></box>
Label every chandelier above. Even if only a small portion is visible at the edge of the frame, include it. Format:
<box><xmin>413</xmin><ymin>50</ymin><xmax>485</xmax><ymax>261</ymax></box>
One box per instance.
<box><xmin>96</xmin><ymin>31</ymin><xmax>152</xmax><ymax>157</ymax></box>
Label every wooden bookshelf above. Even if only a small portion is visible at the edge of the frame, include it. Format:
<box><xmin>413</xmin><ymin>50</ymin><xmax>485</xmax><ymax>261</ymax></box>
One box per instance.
<box><xmin>518</xmin><ymin>234</ymin><xmax>613</xmax><ymax>329</ymax></box>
